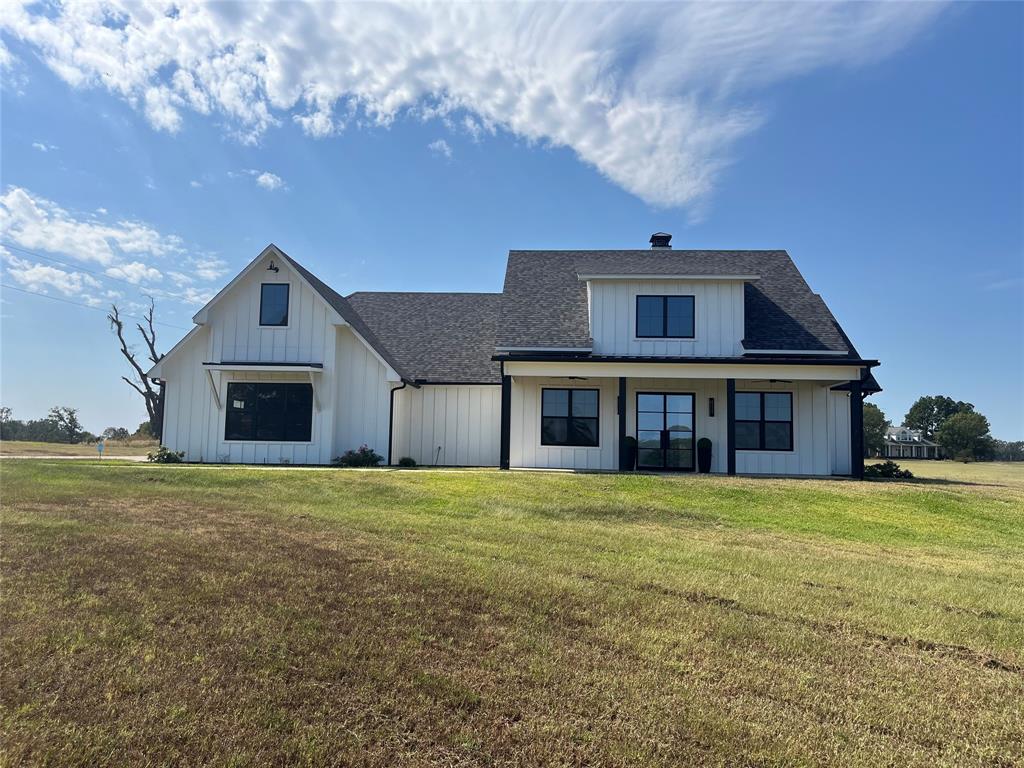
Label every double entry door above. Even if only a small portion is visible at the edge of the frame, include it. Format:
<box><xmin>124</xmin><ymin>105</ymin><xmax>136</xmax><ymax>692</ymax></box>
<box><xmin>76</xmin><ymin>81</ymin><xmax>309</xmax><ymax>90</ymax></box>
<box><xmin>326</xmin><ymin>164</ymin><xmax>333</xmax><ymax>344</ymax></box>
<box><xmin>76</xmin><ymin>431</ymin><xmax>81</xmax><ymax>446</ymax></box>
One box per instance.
<box><xmin>636</xmin><ymin>393</ymin><xmax>695</xmax><ymax>471</ymax></box>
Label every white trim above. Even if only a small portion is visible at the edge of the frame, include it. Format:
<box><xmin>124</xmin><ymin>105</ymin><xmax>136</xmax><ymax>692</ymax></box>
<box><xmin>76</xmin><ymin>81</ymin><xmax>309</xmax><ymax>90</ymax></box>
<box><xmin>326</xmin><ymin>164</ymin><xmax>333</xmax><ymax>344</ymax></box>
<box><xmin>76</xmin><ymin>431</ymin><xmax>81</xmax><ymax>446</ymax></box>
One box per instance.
<box><xmin>495</xmin><ymin>346</ymin><xmax>593</xmax><ymax>353</ymax></box>
<box><xmin>202</xmin><ymin>363</ymin><xmax>324</xmax><ymax>373</ymax></box>
<box><xmin>146</xmin><ymin>325</ymin><xmax>202</xmax><ymax>379</ymax></box>
<box><xmin>578</xmin><ymin>273</ymin><xmax>760</xmax><ymax>282</ymax></box>
<box><xmin>743</xmin><ymin>349</ymin><xmax>848</xmax><ymax>357</ymax></box>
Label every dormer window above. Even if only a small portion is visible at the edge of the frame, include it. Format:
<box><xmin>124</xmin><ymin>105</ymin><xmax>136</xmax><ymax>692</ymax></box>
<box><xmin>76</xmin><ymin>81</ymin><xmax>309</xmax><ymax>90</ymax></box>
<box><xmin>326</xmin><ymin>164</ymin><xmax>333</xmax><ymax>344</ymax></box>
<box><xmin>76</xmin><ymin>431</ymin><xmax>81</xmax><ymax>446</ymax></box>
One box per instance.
<box><xmin>260</xmin><ymin>283</ymin><xmax>289</xmax><ymax>326</ymax></box>
<box><xmin>636</xmin><ymin>295</ymin><xmax>694</xmax><ymax>338</ymax></box>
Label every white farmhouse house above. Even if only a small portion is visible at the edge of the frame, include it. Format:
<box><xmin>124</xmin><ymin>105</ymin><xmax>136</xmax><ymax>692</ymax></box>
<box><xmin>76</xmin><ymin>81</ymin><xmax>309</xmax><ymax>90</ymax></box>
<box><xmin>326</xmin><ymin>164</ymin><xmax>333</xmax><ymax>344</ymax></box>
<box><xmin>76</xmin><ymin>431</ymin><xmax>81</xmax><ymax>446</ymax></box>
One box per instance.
<box><xmin>148</xmin><ymin>234</ymin><xmax>880</xmax><ymax>477</ymax></box>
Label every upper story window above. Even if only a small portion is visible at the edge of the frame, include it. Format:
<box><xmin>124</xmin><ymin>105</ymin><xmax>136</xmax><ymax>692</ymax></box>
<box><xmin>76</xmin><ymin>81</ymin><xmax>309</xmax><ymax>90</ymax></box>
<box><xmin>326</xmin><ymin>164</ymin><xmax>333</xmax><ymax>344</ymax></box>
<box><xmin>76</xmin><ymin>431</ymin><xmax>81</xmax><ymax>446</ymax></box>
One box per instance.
<box><xmin>541</xmin><ymin>388</ymin><xmax>599</xmax><ymax>447</ymax></box>
<box><xmin>260</xmin><ymin>283</ymin><xmax>289</xmax><ymax>326</ymax></box>
<box><xmin>636</xmin><ymin>295</ymin><xmax>694</xmax><ymax>338</ymax></box>
<box><xmin>735</xmin><ymin>392</ymin><xmax>793</xmax><ymax>451</ymax></box>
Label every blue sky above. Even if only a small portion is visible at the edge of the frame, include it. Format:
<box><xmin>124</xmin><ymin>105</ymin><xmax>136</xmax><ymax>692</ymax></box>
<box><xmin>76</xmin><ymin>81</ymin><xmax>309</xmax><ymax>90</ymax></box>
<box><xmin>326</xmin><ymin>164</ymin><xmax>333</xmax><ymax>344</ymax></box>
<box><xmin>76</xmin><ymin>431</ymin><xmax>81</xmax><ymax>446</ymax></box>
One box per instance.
<box><xmin>1</xmin><ymin>2</ymin><xmax>1021</xmax><ymax>439</ymax></box>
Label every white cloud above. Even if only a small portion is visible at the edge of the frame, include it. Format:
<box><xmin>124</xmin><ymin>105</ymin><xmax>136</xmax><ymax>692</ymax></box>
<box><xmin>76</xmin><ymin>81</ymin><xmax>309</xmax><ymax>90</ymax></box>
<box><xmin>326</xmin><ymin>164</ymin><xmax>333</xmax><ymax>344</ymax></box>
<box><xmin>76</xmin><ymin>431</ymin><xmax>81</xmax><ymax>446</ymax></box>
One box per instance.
<box><xmin>189</xmin><ymin>180</ymin><xmax>202</xmax><ymax>188</ymax></box>
<box><xmin>188</xmin><ymin>254</ymin><xmax>229</xmax><ymax>282</ymax></box>
<box><xmin>0</xmin><ymin>187</ymin><xmax>219</xmax><ymax>307</ymax></box>
<box><xmin>0</xmin><ymin>2</ymin><xmax>947</xmax><ymax>209</ymax></box>
<box><xmin>0</xmin><ymin>186</ymin><xmax>183</xmax><ymax>266</ymax></box>
<box><xmin>31</xmin><ymin>141</ymin><xmax>57</xmax><ymax>152</ymax></box>
<box><xmin>428</xmin><ymin>139</ymin><xmax>452</xmax><ymax>159</ymax></box>
<box><xmin>254</xmin><ymin>171</ymin><xmax>284</xmax><ymax>191</ymax></box>
<box><xmin>2</xmin><ymin>250</ymin><xmax>103</xmax><ymax>304</ymax></box>
<box><xmin>104</xmin><ymin>261</ymin><xmax>163</xmax><ymax>285</ymax></box>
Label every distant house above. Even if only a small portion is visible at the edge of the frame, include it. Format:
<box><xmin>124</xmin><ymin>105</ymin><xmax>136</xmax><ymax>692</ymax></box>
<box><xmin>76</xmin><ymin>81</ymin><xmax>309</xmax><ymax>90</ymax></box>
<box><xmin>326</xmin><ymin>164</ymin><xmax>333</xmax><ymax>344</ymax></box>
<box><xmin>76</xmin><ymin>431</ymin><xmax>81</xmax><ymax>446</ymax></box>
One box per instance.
<box><xmin>882</xmin><ymin>427</ymin><xmax>942</xmax><ymax>459</ymax></box>
<box><xmin>147</xmin><ymin>234</ymin><xmax>880</xmax><ymax>477</ymax></box>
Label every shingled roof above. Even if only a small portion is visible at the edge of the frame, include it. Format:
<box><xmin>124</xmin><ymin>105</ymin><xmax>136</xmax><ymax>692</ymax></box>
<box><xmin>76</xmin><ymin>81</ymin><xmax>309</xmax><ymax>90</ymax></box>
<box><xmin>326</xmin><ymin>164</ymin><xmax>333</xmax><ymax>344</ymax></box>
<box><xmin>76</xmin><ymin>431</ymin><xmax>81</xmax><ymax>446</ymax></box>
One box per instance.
<box><xmin>346</xmin><ymin>292</ymin><xmax>503</xmax><ymax>383</ymax></box>
<box><xmin>497</xmin><ymin>250</ymin><xmax>856</xmax><ymax>355</ymax></box>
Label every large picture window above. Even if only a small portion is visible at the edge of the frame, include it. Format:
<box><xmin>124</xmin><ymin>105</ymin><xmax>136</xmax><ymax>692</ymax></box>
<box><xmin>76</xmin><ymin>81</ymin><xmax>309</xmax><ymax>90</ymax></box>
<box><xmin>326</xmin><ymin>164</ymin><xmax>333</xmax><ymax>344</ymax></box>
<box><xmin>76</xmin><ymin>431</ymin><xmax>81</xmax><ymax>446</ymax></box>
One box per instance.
<box><xmin>735</xmin><ymin>392</ymin><xmax>793</xmax><ymax>451</ymax></box>
<box><xmin>636</xmin><ymin>295</ymin><xmax>695</xmax><ymax>338</ymax></box>
<box><xmin>259</xmin><ymin>283</ymin><xmax>290</xmax><ymax>326</ymax></box>
<box><xmin>225</xmin><ymin>382</ymin><xmax>313</xmax><ymax>442</ymax></box>
<box><xmin>541</xmin><ymin>388</ymin><xmax>599</xmax><ymax>447</ymax></box>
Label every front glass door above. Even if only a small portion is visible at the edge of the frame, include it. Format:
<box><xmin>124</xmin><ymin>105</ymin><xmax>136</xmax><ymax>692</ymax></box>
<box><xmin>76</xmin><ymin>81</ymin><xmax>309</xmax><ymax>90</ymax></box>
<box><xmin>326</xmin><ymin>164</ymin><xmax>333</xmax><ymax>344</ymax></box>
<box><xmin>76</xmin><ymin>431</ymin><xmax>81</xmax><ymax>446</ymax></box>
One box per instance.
<box><xmin>636</xmin><ymin>393</ymin><xmax>695</xmax><ymax>471</ymax></box>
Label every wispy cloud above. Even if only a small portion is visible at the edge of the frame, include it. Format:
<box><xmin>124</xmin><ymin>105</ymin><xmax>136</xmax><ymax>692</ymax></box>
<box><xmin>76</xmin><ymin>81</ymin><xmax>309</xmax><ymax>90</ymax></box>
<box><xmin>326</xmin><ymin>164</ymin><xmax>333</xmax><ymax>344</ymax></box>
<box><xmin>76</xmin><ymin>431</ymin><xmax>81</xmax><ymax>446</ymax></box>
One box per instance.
<box><xmin>0</xmin><ymin>187</ymin><xmax>220</xmax><ymax>306</ymax></box>
<box><xmin>0</xmin><ymin>2</ymin><xmax>947</xmax><ymax>210</ymax></box>
<box><xmin>983</xmin><ymin>276</ymin><xmax>1024</xmax><ymax>292</ymax></box>
<box><xmin>428</xmin><ymin>139</ymin><xmax>453</xmax><ymax>160</ymax></box>
<box><xmin>189</xmin><ymin>180</ymin><xmax>202</xmax><ymax>189</ymax></box>
<box><xmin>231</xmin><ymin>169</ymin><xmax>287</xmax><ymax>191</ymax></box>
<box><xmin>31</xmin><ymin>141</ymin><xmax>57</xmax><ymax>152</ymax></box>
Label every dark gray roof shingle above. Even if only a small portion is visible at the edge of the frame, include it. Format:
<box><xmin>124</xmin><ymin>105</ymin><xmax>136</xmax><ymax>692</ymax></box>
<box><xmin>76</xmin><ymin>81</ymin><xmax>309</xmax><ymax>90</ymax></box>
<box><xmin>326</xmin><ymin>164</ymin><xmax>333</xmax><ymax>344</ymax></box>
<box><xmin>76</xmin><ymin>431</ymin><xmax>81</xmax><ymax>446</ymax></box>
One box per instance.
<box><xmin>497</xmin><ymin>250</ymin><xmax>854</xmax><ymax>355</ymax></box>
<box><xmin>346</xmin><ymin>292</ymin><xmax>503</xmax><ymax>383</ymax></box>
<box><xmin>276</xmin><ymin>249</ymin><xmax>411</xmax><ymax>379</ymax></box>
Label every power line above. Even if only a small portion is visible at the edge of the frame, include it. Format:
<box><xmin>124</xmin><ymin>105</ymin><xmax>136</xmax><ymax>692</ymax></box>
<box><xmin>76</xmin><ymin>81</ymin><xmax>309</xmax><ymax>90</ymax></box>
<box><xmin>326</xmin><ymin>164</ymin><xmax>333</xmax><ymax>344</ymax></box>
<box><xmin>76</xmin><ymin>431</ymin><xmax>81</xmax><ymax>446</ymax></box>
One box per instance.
<box><xmin>0</xmin><ymin>241</ymin><xmax>204</xmax><ymax>304</ymax></box>
<box><xmin>0</xmin><ymin>282</ymin><xmax>192</xmax><ymax>330</ymax></box>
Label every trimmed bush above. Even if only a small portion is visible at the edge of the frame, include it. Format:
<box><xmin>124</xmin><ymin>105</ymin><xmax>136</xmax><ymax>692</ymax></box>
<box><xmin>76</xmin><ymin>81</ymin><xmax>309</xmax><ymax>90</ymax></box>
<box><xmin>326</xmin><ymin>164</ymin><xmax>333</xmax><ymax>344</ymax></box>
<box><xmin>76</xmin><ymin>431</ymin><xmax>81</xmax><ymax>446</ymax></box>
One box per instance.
<box><xmin>398</xmin><ymin>456</ymin><xmax>417</xmax><ymax>467</ymax></box>
<box><xmin>333</xmin><ymin>445</ymin><xmax>384</xmax><ymax>467</ymax></box>
<box><xmin>864</xmin><ymin>460</ymin><xmax>913</xmax><ymax>480</ymax></box>
<box><xmin>147</xmin><ymin>446</ymin><xmax>185</xmax><ymax>464</ymax></box>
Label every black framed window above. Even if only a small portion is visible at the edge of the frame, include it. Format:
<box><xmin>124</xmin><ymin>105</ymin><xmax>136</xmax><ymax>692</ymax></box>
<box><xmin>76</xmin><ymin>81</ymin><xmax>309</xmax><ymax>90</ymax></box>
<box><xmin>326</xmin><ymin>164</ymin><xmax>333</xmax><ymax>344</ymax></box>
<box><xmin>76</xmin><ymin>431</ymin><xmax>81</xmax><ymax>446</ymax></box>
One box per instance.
<box><xmin>225</xmin><ymin>382</ymin><xmax>313</xmax><ymax>441</ymax></box>
<box><xmin>636</xmin><ymin>295</ymin><xmax>695</xmax><ymax>338</ymax></box>
<box><xmin>735</xmin><ymin>392</ymin><xmax>792</xmax><ymax>451</ymax></box>
<box><xmin>541</xmin><ymin>388</ymin><xmax>599</xmax><ymax>447</ymax></box>
<box><xmin>259</xmin><ymin>283</ymin><xmax>289</xmax><ymax>326</ymax></box>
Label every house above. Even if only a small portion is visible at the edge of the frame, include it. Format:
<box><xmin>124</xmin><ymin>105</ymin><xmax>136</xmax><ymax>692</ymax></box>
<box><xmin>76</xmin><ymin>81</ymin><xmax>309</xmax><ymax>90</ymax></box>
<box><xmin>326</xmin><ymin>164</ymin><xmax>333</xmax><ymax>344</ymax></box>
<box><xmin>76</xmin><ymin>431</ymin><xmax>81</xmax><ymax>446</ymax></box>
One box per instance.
<box><xmin>147</xmin><ymin>234</ymin><xmax>880</xmax><ymax>477</ymax></box>
<box><xmin>881</xmin><ymin>427</ymin><xmax>942</xmax><ymax>459</ymax></box>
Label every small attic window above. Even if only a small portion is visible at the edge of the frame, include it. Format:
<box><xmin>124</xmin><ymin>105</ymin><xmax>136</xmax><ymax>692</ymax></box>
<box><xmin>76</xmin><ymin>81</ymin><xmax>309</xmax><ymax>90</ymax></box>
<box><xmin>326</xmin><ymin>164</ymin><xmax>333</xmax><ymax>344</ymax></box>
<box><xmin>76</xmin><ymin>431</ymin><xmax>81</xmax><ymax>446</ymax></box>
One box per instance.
<box><xmin>260</xmin><ymin>283</ymin><xmax>289</xmax><ymax>326</ymax></box>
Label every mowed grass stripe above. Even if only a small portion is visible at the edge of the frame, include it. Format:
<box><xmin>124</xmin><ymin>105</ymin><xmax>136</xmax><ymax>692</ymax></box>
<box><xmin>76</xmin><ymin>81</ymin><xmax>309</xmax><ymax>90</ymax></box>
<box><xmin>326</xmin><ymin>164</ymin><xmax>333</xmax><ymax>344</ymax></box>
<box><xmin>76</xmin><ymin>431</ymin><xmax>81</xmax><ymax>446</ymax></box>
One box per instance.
<box><xmin>1</xmin><ymin>461</ymin><xmax>1022</xmax><ymax>766</ymax></box>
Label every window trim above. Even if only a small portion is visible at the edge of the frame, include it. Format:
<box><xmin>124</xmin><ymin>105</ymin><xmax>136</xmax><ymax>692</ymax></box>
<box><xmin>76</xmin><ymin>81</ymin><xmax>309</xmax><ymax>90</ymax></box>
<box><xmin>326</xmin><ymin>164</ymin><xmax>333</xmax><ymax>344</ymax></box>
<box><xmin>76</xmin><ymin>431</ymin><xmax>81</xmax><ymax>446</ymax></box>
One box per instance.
<box><xmin>223</xmin><ymin>381</ymin><xmax>314</xmax><ymax>443</ymax></box>
<box><xmin>540</xmin><ymin>387</ymin><xmax>600</xmax><ymax>448</ymax></box>
<box><xmin>635</xmin><ymin>294</ymin><xmax>696</xmax><ymax>339</ymax></box>
<box><xmin>259</xmin><ymin>282</ymin><xmax>291</xmax><ymax>327</ymax></box>
<box><xmin>735</xmin><ymin>391</ymin><xmax>794</xmax><ymax>452</ymax></box>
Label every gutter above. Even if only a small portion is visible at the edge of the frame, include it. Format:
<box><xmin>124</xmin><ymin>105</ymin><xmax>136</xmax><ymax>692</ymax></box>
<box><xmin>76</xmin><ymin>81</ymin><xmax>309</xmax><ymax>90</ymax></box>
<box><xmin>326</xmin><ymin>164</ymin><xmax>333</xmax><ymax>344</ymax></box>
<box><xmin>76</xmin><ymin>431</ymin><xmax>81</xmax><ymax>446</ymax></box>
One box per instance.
<box><xmin>387</xmin><ymin>381</ymin><xmax>409</xmax><ymax>466</ymax></box>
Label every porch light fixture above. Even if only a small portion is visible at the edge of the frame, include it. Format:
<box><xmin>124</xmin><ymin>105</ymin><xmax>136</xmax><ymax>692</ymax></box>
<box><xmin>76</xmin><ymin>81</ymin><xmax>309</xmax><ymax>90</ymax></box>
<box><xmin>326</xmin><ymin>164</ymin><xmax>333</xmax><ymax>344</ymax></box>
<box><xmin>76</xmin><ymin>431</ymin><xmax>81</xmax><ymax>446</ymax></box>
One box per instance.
<box><xmin>709</xmin><ymin>397</ymin><xmax>715</xmax><ymax>417</ymax></box>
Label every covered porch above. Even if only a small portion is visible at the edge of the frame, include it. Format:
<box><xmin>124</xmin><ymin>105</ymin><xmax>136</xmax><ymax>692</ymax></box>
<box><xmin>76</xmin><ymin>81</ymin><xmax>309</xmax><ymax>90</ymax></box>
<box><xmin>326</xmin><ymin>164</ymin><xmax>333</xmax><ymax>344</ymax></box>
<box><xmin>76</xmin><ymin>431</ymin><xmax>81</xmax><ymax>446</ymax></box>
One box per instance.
<box><xmin>498</xmin><ymin>359</ymin><xmax>871</xmax><ymax>478</ymax></box>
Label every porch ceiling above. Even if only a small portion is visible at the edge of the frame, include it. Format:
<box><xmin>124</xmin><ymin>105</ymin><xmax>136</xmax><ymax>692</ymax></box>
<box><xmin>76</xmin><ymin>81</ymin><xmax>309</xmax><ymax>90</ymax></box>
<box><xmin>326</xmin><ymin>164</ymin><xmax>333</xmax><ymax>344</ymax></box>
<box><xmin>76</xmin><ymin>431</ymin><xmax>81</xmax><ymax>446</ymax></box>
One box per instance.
<box><xmin>503</xmin><ymin>359</ymin><xmax>865</xmax><ymax>382</ymax></box>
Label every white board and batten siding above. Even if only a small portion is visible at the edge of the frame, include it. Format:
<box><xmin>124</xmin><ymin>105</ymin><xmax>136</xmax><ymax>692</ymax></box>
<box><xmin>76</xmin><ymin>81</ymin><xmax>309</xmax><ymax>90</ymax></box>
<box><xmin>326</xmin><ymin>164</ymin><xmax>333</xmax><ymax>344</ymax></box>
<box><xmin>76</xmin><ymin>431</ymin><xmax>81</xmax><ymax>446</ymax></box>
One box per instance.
<box><xmin>158</xmin><ymin>252</ymin><xmax>400</xmax><ymax>464</ymax></box>
<box><xmin>734</xmin><ymin>380</ymin><xmax>834</xmax><ymax>476</ymax></box>
<box><xmin>828</xmin><ymin>390</ymin><xmax>853</xmax><ymax>476</ymax></box>
<box><xmin>588</xmin><ymin>279</ymin><xmax>745</xmax><ymax>357</ymax></box>
<box><xmin>506</xmin><ymin>376</ymin><xmax>852</xmax><ymax>476</ymax></box>
<box><xmin>335</xmin><ymin>327</ymin><xmax>394</xmax><ymax>460</ymax></box>
<box><xmin>392</xmin><ymin>385</ymin><xmax>501</xmax><ymax>466</ymax></box>
<box><xmin>509</xmin><ymin>377</ymin><xmax>619</xmax><ymax>470</ymax></box>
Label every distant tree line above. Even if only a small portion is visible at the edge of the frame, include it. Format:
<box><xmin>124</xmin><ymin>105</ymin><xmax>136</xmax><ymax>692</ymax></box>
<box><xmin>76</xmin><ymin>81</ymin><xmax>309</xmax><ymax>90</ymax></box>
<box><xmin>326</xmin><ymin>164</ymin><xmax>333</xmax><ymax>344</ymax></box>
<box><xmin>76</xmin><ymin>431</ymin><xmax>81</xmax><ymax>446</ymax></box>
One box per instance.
<box><xmin>0</xmin><ymin>406</ymin><xmax>153</xmax><ymax>445</ymax></box>
<box><xmin>863</xmin><ymin>394</ymin><xmax>1019</xmax><ymax>462</ymax></box>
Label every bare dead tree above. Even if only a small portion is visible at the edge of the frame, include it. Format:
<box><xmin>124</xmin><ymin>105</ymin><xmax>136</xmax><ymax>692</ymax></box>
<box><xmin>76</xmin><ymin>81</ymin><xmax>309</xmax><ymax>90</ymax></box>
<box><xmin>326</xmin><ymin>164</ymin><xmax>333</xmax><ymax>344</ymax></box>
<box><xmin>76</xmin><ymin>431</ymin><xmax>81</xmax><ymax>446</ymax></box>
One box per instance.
<box><xmin>108</xmin><ymin>298</ymin><xmax>165</xmax><ymax>440</ymax></box>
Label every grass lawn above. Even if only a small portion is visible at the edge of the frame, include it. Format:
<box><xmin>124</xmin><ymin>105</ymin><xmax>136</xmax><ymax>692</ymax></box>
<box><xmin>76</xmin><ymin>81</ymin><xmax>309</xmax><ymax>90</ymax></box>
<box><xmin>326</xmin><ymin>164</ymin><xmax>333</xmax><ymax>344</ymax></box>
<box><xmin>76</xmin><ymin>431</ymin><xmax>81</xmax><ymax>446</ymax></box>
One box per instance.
<box><xmin>0</xmin><ymin>440</ymin><xmax>156</xmax><ymax>457</ymax></box>
<box><xmin>2</xmin><ymin>461</ymin><xmax>1022</xmax><ymax>766</ymax></box>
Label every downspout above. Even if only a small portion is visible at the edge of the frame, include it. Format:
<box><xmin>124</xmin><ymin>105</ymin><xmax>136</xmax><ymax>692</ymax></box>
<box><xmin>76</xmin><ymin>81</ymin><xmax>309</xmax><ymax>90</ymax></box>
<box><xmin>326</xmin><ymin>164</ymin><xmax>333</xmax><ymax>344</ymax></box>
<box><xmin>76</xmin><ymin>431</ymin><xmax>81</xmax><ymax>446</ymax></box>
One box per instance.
<box><xmin>387</xmin><ymin>381</ymin><xmax>408</xmax><ymax>466</ymax></box>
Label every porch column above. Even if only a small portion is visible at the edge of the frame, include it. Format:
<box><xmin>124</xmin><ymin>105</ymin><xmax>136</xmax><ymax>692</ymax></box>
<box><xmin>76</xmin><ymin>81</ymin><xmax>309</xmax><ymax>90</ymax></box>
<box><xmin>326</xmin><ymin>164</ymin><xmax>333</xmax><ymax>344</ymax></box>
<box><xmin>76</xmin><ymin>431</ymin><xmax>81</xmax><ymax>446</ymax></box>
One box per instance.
<box><xmin>850</xmin><ymin>379</ymin><xmax>864</xmax><ymax>479</ymax></box>
<box><xmin>617</xmin><ymin>377</ymin><xmax>629</xmax><ymax>470</ymax></box>
<box><xmin>726</xmin><ymin>378</ymin><xmax>736</xmax><ymax>475</ymax></box>
<box><xmin>499</xmin><ymin>373</ymin><xmax>511</xmax><ymax>470</ymax></box>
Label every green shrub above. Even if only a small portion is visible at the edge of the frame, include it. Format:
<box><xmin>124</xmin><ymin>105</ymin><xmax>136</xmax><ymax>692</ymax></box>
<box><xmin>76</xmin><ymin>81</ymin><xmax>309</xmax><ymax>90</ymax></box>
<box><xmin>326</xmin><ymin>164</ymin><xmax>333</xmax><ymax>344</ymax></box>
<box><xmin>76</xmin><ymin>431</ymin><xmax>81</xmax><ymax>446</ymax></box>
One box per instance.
<box><xmin>147</xmin><ymin>446</ymin><xmax>185</xmax><ymax>464</ymax></box>
<box><xmin>398</xmin><ymin>456</ymin><xmax>417</xmax><ymax>467</ymax></box>
<box><xmin>864</xmin><ymin>460</ymin><xmax>913</xmax><ymax>480</ymax></box>
<box><xmin>333</xmin><ymin>445</ymin><xmax>383</xmax><ymax>467</ymax></box>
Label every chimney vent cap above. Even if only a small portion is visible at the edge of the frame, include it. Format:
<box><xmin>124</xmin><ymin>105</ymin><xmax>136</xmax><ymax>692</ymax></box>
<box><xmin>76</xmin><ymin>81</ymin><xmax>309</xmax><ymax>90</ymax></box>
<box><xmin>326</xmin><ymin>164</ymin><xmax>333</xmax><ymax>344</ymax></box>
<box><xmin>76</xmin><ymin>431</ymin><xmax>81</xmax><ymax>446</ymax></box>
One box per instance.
<box><xmin>649</xmin><ymin>232</ymin><xmax>672</xmax><ymax>249</ymax></box>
